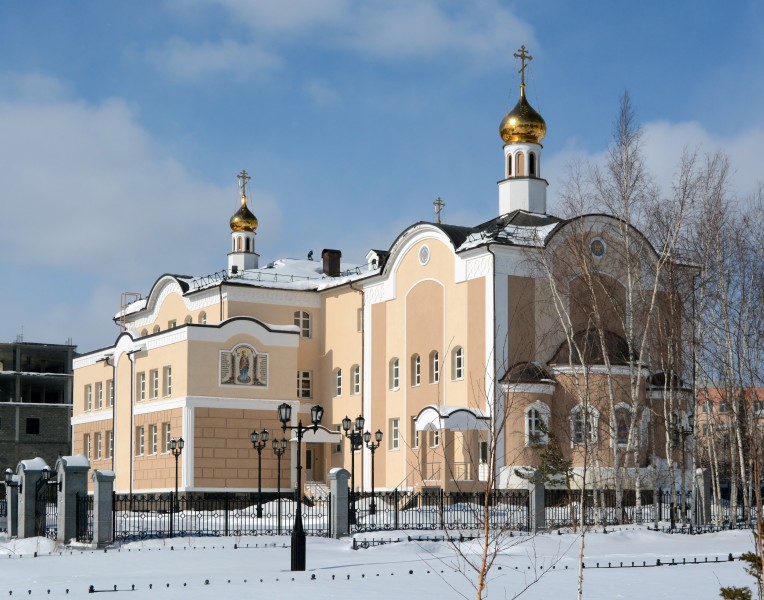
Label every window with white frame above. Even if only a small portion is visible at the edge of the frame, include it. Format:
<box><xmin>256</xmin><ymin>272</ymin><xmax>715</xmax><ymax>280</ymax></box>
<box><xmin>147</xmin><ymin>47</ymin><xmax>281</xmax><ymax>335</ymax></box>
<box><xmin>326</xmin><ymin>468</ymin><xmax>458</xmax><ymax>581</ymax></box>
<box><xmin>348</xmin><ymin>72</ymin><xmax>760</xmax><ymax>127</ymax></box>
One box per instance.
<box><xmin>198</xmin><ymin>311</ymin><xmax>207</xmax><ymax>325</ymax></box>
<box><xmin>297</xmin><ymin>371</ymin><xmax>312</xmax><ymax>398</ymax></box>
<box><xmin>356</xmin><ymin>308</ymin><xmax>363</xmax><ymax>332</ymax></box>
<box><xmin>136</xmin><ymin>426</ymin><xmax>145</xmax><ymax>456</ymax></box>
<box><xmin>411</xmin><ymin>417</ymin><xmax>419</xmax><ymax>449</ymax></box>
<box><xmin>571</xmin><ymin>405</ymin><xmax>598</xmax><ymax>445</ymax></box>
<box><xmin>163</xmin><ymin>366</ymin><xmax>172</xmax><ymax>397</ymax></box>
<box><xmin>85</xmin><ymin>385</ymin><xmax>92</xmax><ymax>411</ymax></box>
<box><xmin>96</xmin><ymin>382</ymin><xmax>103</xmax><ymax>409</ymax></box>
<box><xmin>95</xmin><ymin>432</ymin><xmax>102</xmax><ymax>460</ymax></box>
<box><xmin>293</xmin><ymin>311</ymin><xmax>311</xmax><ymax>338</ymax></box>
<box><xmin>84</xmin><ymin>433</ymin><xmax>91</xmax><ymax>459</ymax></box>
<box><xmin>107</xmin><ymin>379</ymin><xmax>114</xmax><ymax>407</ymax></box>
<box><xmin>389</xmin><ymin>358</ymin><xmax>400</xmax><ymax>390</ymax></box>
<box><xmin>430</xmin><ymin>429</ymin><xmax>440</xmax><ymax>448</ymax></box>
<box><xmin>168</xmin><ymin>320</ymin><xmax>177</xmax><ymax>329</ymax></box>
<box><xmin>525</xmin><ymin>402</ymin><xmax>550</xmax><ymax>446</ymax></box>
<box><xmin>163</xmin><ymin>422</ymin><xmax>171</xmax><ymax>453</ymax></box>
<box><xmin>137</xmin><ymin>372</ymin><xmax>146</xmax><ymax>402</ymax></box>
<box><xmin>411</xmin><ymin>354</ymin><xmax>421</xmax><ymax>386</ymax></box>
<box><xmin>430</xmin><ymin>351</ymin><xmax>440</xmax><ymax>383</ymax></box>
<box><xmin>389</xmin><ymin>418</ymin><xmax>400</xmax><ymax>450</ymax></box>
<box><xmin>150</xmin><ymin>424</ymin><xmax>158</xmax><ymax>454</ymax></box>
<box><xmin>150</xmin><ymin>369</ymin><xmax>159</xmax><ymax>399</ymax></box>
<box><xmin>351</xmin><ymin>365</ymin><xmax>361</xmax><ymax>395</ymax></box>
<box><xmin>107</xmin><ymin>430</ymin><xmax>113</xmax><ymax>459</ymax></box>
<box><xmin>334</xmin><ymin>368</ymin><xmax>342</xmax><ymax>397</ymax></box>
<box><xmin>452</xmin><ymin>346</ymin><xmax>464</xmax><ymax>380</ymax></box>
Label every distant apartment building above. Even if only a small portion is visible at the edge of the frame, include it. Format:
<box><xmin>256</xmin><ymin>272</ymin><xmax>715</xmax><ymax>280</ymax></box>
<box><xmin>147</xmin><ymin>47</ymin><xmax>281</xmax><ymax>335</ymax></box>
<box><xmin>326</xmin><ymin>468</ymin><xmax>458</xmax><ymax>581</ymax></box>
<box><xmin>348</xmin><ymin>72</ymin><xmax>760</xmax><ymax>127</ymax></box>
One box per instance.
<box><xmin>0</xmin><ymin>340</ymin><xmax>76</xmax><ymax>470</ymax></box>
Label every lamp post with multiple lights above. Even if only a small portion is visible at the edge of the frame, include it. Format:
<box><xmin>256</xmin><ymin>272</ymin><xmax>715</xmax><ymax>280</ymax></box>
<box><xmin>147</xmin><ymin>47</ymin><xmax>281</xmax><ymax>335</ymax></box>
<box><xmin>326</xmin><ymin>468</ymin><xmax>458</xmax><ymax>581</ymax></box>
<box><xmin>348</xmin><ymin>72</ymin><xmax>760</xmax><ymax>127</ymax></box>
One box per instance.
<box><xmin>272</xmin><ymin>437</ymin><xmax>288</xmax><ymax>535</ymax></box>
<box><xmin>341</xmin><ymin>414</ymin><xmax>365</xmax><ymax>524</ymax></box>
<box><xmin>277</xmin><ymin>402</ymin><xmax>323</xmax><ymax>571</ymax></box>
<box><xmin>250</xmin><ymin>428</ymin><xmax>269</xmax><ymax>518</ymax></box>
<box><xmin>363</xmin><ymin>429</ymin><xmax>383</xmax><ymax>515</ymax></box>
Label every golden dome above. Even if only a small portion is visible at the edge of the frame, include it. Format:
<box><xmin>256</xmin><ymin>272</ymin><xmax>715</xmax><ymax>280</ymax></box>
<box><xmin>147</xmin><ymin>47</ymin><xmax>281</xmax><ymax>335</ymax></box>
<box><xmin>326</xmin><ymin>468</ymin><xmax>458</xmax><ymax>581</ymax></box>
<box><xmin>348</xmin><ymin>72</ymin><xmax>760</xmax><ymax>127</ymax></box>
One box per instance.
<box><xmin>229</xmin><ymin>196</ymin><xmax>258</xmax><ymax>232</ymax></box>
<box><xmin>499</xmin><ymin>85</ymin><xmax>546</xmax><ymax>145</ymax></box>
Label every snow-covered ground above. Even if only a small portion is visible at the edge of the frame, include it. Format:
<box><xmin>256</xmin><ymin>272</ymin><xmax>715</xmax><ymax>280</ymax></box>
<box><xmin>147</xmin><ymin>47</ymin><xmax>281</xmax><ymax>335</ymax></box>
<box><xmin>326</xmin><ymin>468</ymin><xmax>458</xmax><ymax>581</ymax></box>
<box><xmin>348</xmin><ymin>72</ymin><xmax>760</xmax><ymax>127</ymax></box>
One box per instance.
<box><xmin>0</xmin><ymin>526</ymin><xmax>756</xmax><ymax>599</ymax></box>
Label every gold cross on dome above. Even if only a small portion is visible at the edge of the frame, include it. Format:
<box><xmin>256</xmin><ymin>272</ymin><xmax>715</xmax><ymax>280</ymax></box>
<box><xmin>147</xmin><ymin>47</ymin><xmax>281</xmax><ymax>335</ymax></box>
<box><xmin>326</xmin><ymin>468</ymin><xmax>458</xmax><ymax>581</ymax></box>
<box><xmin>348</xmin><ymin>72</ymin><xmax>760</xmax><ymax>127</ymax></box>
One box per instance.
<box><xmin>433</xmin><ymin>196</ymin><xmax>445</xmax><ymax>224</ymax></box>
<box><xmin>237</xmin><ymin>169</ymin><xmax>251</xmax><ymax>199</ymax></box>
<box><xmin>513</xmin><ymin>45</ymin><xmax>533</xmax><ymax>86</ymax></box>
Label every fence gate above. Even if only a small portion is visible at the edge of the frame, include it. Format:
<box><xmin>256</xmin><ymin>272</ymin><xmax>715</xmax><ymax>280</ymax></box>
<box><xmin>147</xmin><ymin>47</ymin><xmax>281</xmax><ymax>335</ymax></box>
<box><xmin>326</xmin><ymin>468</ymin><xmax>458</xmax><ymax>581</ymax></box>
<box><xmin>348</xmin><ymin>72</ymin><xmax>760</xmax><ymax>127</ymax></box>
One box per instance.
<box><xmin>34</xmin><ymin>476</ymin><xmax>58</xmax><ymax>539</ymax></box>
<box><xmin>76</xmin><ymin>493</ymin><xmax>94</xmax><ymax>543</ymax></box>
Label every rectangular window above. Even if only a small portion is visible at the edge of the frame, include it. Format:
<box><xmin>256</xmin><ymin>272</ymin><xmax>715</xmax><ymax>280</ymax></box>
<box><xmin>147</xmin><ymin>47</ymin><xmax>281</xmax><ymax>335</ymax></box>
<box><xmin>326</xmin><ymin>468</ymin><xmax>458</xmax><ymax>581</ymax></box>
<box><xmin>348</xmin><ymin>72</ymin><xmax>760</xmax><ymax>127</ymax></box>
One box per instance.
<box><xmin>294</xmin><ymin>311</ymin><xmax>311</xmax><ymax>338</ymax></box>
<box><xmin>96</xmin><ymin>382</ymin><xmax>103</xmax><ymax>409</ymax></box>
<box><xmin>479</xmin><ymin>441</ymin><xmax>489</xmax><ymax>463</ymax></box>
<box><xmin>26</xmin><ymin>417</ymin><xmax>40</xmax><ymax>435</ymax></box>
<box><xmin>84</xmin><ymin>433</ymin><xmax>91</xmax><ymax>459</ymax></box>
<box><xmin>136</xmin><ymin>426</ymin><xmax>145</xmax><ymax>456</ymax></box>
<box><xmin>163</xmin><ymin>422</ymin><xmax>172</xmax><ymax>452</ymax></box>
<box><xmin>411</xmin><ymin>417</ymin><xmax>419</xmax><ymax>449</ymax></box>
<box><xmin>297</xmin><ymin>371</ymin><xmax>312</xmax><ymax>398</ymax></box>
<box><xmin>719</xmin><ymin>402</ymin><xmax>730</xmax><ymax>413</ymax></box>
<box><xmin>356</xmin><ymin>308</ymin><xmax>363</xmax><ymax>332</ymax></box>
<box><xmin>335</xmin><ymin>369</ymin><xmax>342</xmax><ymax>397</ymax></box>
<box><xmin>163</xmin><ymin>366</ymin><xmax>172</xmax><ymax>397</ymax></box>
<box><xmin>137</xmin><ymin>372</ymin><xmax>146</xmax><ymax>402</ymax></box>
<box><xmin>85</xmin><ymin>384</ymin><xmax>92</xmax><ymax>411</ymax></box>
<box><xmin>430</xmin><ymin>430</ymin><xmax>440</xmax><ymax>448</ymax></box>
<box><xmin>107</xmin><ymin>430</ymin><xmax>114</xmax><ymax>459</ymax></box>
<box><xmin>389</xmin><ymin>418</ymin><xmax>400</xmax><ymax>450</ymax></box>
<box><xmin>334</xmin><ymin>425</ymin><xmax>342</xmax><ymax>453</ymax></box>
<box><xmin>168</xmin><ymin>319</ymin><xmax>177</xmax><ymax>329</ymax></box>
<box><xmin>150</xmin><ymin>369</ymin><xmax>159</xmax><ymax>399</ymax></box>
<box><xmin>150</xmin><ymin>424</ymin><xmax>158</xmax><ymax>454</ymax></box>
<box><xmin>106</xmin><ymin>379</ymin><xmax>114</xmax><ymax>408</ymax></box>
<box><xmin>95</xmin><ymin>432</ymin><xmax>102</xmax><ymax>460</ymax></box>
<box><xmin>352</xmin><ymin>366</ymin><xmax>361</xmax><ymax>395</ymax></box>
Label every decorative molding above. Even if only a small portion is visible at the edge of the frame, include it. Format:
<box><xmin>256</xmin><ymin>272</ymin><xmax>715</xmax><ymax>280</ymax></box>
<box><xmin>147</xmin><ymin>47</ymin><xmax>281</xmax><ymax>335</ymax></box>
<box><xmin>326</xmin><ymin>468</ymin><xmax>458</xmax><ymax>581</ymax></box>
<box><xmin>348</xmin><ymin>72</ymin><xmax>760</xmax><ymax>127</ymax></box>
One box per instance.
<box><xmin>502</xmin><ymin>382</ymin><xmax>556</xmax><ymax>395</ymax></box>
<box><xmin>465</xmin><ymin>255</ymin><xmax>492</xmax><ymax>280</ymax></box>
<box><xmin>225</xmin><ymin>286</ymin><xmax>322</xmax><ymax>309</ymax></box>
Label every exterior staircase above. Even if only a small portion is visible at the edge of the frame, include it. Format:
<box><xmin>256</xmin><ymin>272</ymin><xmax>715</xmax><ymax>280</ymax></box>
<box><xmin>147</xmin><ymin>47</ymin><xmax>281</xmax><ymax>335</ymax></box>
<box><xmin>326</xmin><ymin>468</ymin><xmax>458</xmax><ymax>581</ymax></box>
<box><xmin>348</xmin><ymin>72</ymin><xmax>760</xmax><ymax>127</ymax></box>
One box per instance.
<box><xmin>305</xmin><ymin>480</ymin><xmax>330</xmax><ymax>499</ymax></box>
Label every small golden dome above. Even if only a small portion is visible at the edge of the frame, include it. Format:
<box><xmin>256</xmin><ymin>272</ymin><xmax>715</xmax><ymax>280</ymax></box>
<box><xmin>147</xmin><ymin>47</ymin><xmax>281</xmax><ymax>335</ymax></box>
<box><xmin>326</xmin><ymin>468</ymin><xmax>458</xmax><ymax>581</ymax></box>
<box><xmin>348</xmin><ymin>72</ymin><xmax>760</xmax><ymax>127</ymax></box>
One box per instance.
<box><xmin>499</xmin><ymin>85</ymin><xmax>546</xmax><ymax>145</ymax></box>
<box><xmin>229</xmin><ymin>196</ymin><xmax>258</xmax><ymax>232</ymax></box>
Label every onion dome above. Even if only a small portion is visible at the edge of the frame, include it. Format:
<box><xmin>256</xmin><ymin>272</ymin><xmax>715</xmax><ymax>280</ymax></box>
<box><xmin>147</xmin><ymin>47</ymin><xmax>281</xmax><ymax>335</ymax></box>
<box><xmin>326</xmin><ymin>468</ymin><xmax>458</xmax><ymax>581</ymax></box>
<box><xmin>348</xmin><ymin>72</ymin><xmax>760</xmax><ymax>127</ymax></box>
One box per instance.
<box><xmin>499</xmin><ymin>85</ymin><xmax>547</xmax><ymax>145</ymax></box>
<box><xmin>229</xmin><ymin>195</ymin><xmax>258</xmax><ymax>232</ymax></box>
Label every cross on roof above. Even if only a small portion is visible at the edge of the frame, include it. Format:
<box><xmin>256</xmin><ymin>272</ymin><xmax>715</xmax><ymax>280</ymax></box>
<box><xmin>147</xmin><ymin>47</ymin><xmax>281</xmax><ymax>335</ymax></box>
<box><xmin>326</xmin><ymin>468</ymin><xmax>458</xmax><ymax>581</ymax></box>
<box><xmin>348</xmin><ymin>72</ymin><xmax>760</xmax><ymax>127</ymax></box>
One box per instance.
<box><xmin>237</xmin><ymin>169</ymin><xmax>251</xmax><ymax>199</ymax></box>
<box><xmin>433</xmin><ymin>196</ymin><xmax>445</xmax><ymax>224</ymax></box>
<box><xmin>513</xmin><ymin>45</ymin><xmax>533</xmax><ymax>87</ymax></box>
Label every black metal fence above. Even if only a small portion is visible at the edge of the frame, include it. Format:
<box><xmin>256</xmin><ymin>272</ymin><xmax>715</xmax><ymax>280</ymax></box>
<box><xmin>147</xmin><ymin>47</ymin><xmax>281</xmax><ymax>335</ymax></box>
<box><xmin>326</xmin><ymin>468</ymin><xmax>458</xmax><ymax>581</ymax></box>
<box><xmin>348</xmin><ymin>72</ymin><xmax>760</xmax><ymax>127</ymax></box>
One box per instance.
<box><xmin>113</xmin><ymin>492</ymin><xmax>331</xmax><ymax>542</ymax></box>
<box><xmin>350</xmin><ymin>489</ymin><xmax>530</xmax><ymax>533</ymax></box>
<box><xmin>76</xmin><ymin>493</ymin><xmax>94</xmax><ymax>543</ymax></box>
<box><xmin>34</xmin><ymin>478</ymin><xmax>57</xmax><ymax>539</ymax></box>
<box><xmin>0</xmin><ymin>498</ymin><xmax>6</xmax><ymax>518</ymax></box>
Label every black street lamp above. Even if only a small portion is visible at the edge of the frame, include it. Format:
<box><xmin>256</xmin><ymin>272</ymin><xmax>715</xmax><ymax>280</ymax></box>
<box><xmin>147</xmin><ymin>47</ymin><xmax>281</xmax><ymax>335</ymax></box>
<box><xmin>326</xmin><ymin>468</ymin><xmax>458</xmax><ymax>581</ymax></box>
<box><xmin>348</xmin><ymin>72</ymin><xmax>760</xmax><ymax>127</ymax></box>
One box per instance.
<box><xmin>341</xmin><ymin>414</ymin><xmax>365</xmax><ymax>524</ymax></box>
<box><xmin>272</xmin><ymin>437</ymin><xmax>288</xmax><ymax>535</ymax></box>
<box><xmin>170</xmin><ymin>437</ymin><xmax>184</xmax><ymax>511</ymax></box>
<box><xmin>4</xmin><ymin>468</ymin><xmax>21</xmax><ymax>493</ymax></box>
<box><xmin>363</xmin><ymin>429</ymin><xmax>383</xmax><ymax>516</ymax></box>
<box><xmin>277</xmin><ymin>402</ymin><xmax>323</xmax><ymax>572</ymax></box>
<box><xmin>250</xmin><ymin>429</ymin><xmax>270</xmax><ymax>518</ymax></box>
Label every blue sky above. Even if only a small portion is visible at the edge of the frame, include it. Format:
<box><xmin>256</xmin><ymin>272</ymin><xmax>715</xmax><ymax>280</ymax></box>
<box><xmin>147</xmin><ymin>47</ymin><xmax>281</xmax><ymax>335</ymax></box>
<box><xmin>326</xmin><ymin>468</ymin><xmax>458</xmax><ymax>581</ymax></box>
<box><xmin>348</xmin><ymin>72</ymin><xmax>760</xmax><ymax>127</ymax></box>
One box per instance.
<box><xmin>1</xmin><ymin>0</ymin><xmax>762</xmax><ymax>353</ymax></box>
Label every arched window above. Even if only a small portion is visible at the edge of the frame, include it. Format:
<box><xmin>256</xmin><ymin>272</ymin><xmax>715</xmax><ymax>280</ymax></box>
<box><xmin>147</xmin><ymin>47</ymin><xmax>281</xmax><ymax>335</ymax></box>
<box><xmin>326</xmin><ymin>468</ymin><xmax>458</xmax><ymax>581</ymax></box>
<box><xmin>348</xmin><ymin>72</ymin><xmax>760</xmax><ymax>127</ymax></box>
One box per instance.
<box><xmin>411</xmin><ymin>354</ymin><xmax>421</xmax><ymax>386</ymax></box>
<box><xmin>429</xmin><ymin>350</ymin><xmax>440</xmax><ymax>383</ymax></box>
<box><xmin>528</xmin><ymin>152</ymin><xmax>536</xmax><ymax>176</ymax></box>
<box><xmin>334</xmin><ymin>368</ymin><xmax>342</xmax><ymax>397</ymax></box>
<box><xmin>525</xmin><ymin>402</ymin><xmax>550</xmax><ymax>446</ymax></box>
<box><xmin>507</xmin><ymin>154</ymin><xmax>513</xmax><ymax>177</ymax></box>
<box><xmin>389</xmin><ymin>357</ymin><xmax>400</xmax><ymax>390</ymax></box>
<box><xmin>198</xmin><ymin>311</ymin><xmax>207</xmax><ymax>325</ymax></box>
<box><xmin>516</xmin><ymin>153</ymin><xmax>525</xmax><ymax>177</ymax></box>
<box><xmin>237</xmin><ymin>237</ymin><xmax>242</xmax><ymax>252</ymax></box>
<box><xmin>571</xmin><ymin>405</ymin><xmax>598</xmax><ymax>445</ymax></box>
<box><xmin>245</xmin><ymin>238</ymin><xmax>250</xmax><ymax>252</ymax></box>
<box><xmin>351</xmin><ymin>365</ymin><xmax>361</xmax><ymax>395</ymax></box>
<box><xmin>152</xmin><ymin>325</ymin><xmax>160</xmax><ymax>334</ymax></box>
<box><xmin>184</xmin><ymin>315</ymin><xmax>192</xmax><ymax>324</ymax></box>
<box><xmin>293</xmin><ymin>311</ymin><xmax>311</xmax><ymax>338</ymax></box>
<box><xmin>451</xmin><ymin>347</ymin><xmax>464</xmax><ymax>380</ymax></box>
<box><xmin>140</xmin><ymin>329</ymin><xmax>148</xmax><ymax>337</ymax></box>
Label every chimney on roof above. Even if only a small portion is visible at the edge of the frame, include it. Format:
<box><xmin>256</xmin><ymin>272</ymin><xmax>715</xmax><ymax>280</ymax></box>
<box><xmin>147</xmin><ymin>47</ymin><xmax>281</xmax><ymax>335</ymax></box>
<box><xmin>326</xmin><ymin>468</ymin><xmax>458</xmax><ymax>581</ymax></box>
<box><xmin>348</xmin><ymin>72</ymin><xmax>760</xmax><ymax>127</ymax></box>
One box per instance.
<box><xmin>321</xmin><ymin>249</ymin><xmax>342</xmax><ymax>277</ymax></box>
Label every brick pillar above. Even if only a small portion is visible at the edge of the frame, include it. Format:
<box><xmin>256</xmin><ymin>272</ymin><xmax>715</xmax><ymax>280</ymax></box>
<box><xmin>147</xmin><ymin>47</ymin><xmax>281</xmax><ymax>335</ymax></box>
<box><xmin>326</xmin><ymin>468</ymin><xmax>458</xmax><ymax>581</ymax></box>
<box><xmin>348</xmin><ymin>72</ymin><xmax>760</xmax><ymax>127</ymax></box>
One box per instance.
<box><xmin>56</xmin><ymin>455</ymin><xmax>90</xmax><ymax>544</ymax></box>
<box><xmin>328</xmin><ymin>467</ymin><xmax>351</xmax><ymax>539</ymax></box>
<box><xmin>91</xmin><ymin>470</ymin><xmax>115</xmax><ymax>547</ymax></box>
<box><xmin>16</xmin><ymin>458</ymin><xmax>49</xmax><ymax>538</ymax></box>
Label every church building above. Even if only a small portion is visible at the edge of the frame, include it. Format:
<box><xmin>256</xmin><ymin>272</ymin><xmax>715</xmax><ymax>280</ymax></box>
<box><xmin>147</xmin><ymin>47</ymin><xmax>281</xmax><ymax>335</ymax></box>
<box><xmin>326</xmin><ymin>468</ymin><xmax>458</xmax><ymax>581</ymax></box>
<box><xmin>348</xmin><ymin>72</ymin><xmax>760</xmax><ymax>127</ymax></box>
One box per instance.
<box><xmin>72</xmin><ymin>48</ymin><xmax>691</xmax><ymax>498</ymax></box>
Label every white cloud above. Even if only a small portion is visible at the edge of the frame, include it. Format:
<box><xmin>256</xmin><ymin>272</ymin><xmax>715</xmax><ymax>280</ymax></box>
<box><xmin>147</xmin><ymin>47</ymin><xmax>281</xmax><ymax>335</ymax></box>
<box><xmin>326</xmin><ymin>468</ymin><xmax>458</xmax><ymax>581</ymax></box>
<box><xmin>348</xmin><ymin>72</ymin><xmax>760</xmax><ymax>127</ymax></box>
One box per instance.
<box><xmin>304</xmin><ymin>78</ymin><xmax>340</xmax><ymax>107</ymax></box>
<box><xmin>544</xmin><ymin>120</ymin><xmax>764</xmax><ymax>213</ymax></box>
<box><xmin>147</xmin><ymin>37</ymin><xmax>282</xmax><ymax>82</ymax></box>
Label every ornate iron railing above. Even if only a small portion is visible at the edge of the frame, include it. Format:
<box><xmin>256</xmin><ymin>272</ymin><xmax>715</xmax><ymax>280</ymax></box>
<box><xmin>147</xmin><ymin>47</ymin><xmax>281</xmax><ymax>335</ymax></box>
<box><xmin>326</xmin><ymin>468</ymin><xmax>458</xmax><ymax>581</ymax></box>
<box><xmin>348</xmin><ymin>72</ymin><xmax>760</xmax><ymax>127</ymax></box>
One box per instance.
<box><xmin>76</xmin><ymin>493</ymin><xmax>94</xmax><ymax>543</ymax></box>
